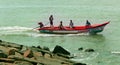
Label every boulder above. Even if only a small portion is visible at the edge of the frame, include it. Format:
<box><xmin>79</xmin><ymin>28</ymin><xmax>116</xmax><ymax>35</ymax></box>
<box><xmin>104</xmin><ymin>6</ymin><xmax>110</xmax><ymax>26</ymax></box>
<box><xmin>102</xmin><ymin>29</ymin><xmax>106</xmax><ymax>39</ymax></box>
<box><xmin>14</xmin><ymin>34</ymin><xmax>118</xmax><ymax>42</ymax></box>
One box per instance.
<box><xmin>52</xmin><ymin>45</ymin><xmax>70</xmax><ymax>55</ymax></box>
<box><xmin>78</xmin><ymin>47</ymin><xmax>83</xmax><ymax>51</ymax></box>
<box><xmin>23</xmin><ymin>49</ymin><xmax>34</xmax><ymax>58</ymax></box>
<box><xmin>44</xmin><ymin>53</ymin><xmax>52</xmax><ymax>58</ymax></box>
<box><xmin>85</xmin><ymin>48</ymin><xmax>95</xmax><ymax>52</ymax></box>
<box><xmin>0</xmin><ymin>50</ymin><xmax>8</xmax><ymax>58</ymax></box>
<box><xmin>33</xmin><ymin>52</ymin><xmax>43</xmax><ymax>57</ymax></box>
<box><xmin>43</xmin><ymin>46</ymin><xmax>50</xmax><ymax>51</ymax></box>
<box><xmin>37</xmin><ymin>45</ymin><xmax>42</xmax><ymax>49</ymax></box>
<box><xmin>0</xmin><ymin>40</ymin><xmax>2</xmax><ymax>42</ymax></box>
<box><xmin>8</xmin><ymin>48</ymin><xmax>16</xmax><ymax>55</ymax></box>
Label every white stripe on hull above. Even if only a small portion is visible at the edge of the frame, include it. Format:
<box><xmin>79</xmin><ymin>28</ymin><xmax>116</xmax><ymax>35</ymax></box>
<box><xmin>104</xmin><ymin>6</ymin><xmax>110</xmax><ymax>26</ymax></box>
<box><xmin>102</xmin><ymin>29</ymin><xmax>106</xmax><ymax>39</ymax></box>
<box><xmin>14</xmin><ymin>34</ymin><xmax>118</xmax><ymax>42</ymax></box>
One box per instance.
<box><xmin>52</xmin><ymin>30</ymin><xmax>86</xmax><ymax>34</ymax></box>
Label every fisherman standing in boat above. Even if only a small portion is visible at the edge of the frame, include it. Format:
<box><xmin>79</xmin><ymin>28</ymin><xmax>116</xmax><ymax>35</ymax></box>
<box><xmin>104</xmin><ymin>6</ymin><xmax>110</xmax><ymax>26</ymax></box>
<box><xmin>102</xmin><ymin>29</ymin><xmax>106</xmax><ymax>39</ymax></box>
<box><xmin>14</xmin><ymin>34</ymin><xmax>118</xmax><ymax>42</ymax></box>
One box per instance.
<box><xmin>69</xmin><ymin>20</ymin><xmax>74</xmax><ymax>28</ymax></box>
<box><xmin>59</xmin><ymin>21</ymin><xmax>64</xmax><ymax>29</ymax></box>
<box><xmin>86</xmin><ymin>20</ymin><xmax>91</xmax><ymax>26</ymax></box>
<box><xmin>49</xmin><ymin>15</ymin><xmax>54</xmax><ymax>28</ymax></box>
<box><xmin>38</xmin><ymin>22</ymin><xmax>44</xmax><ymax>28</ymax></box>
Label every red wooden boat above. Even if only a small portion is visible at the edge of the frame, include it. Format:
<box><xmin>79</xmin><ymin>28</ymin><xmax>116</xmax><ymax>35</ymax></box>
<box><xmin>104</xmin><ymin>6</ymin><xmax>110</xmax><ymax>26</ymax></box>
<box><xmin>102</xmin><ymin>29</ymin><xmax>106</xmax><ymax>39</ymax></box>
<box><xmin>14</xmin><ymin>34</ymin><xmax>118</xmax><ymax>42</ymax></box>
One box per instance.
<box><xmin>37</xmin><ymin>22</ymin><xmax>109</xmax><ymax>34</ymax></box>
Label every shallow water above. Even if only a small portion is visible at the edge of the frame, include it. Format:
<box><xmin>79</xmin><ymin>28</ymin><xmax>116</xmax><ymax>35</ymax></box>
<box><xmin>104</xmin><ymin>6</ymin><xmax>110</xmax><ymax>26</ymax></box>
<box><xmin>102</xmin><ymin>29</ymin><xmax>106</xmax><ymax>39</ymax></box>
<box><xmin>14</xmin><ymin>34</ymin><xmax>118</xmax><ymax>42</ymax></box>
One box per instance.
<box><xmin>0</xmin><ymin>0</ymin><xmax>120</xmax><ymax>65</ymax></box>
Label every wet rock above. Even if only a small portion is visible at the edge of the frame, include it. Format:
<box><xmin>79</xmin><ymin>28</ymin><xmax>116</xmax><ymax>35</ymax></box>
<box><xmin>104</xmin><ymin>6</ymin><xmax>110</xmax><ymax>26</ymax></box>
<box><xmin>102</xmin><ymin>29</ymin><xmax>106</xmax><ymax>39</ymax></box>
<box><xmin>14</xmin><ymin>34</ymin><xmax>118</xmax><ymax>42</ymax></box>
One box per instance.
<box><xmin>78</xmin><ymin>47</ymin><xmax>83</xmax><ymax>51</ymax></box>
<box><xmin>73</xmin><ymin>63</ymin><xmax>87</xmax><ymax>65</ymax></box>
<box><xmin>37</xmin><ymin>45</ymin><xmax>42</xmax><ymax>49</ymax></box>
<box><xmin>0</xmin><ymin>40</ymin><xmax>2</xmax><ymax>42</ymax></box>
<box><xmin>43</xmin><ymin>46</ymin><xmax>50</xmax><ymax>51</ymax></box>
<box><xmin>85</xmin><ymin>48</ymin><xmax>95</xmax><ymax>52</ymax></box>
<box><xmin>53</xmin><ymin>45</ymin><xmax>70</xmax><ymax>55</ymax></box>
<box><xmin>0</xmin><ymin>50</ymin><xmax>8</xmax><ymax>58</ymax></box>
<box><xmin>24</xmin><ymin>49</ymin><xmax>34</xmax><ymax>58</ymax></box>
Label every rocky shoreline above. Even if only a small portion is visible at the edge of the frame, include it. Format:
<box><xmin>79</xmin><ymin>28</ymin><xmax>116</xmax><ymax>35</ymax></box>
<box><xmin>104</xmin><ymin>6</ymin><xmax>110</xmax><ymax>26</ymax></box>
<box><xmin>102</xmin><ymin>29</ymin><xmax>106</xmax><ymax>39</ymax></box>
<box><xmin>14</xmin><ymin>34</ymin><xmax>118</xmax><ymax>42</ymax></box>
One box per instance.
<box><xmin>0</xmin><ymin>40</ymin><xmax>86</xmax><ymax>65</ymax></box>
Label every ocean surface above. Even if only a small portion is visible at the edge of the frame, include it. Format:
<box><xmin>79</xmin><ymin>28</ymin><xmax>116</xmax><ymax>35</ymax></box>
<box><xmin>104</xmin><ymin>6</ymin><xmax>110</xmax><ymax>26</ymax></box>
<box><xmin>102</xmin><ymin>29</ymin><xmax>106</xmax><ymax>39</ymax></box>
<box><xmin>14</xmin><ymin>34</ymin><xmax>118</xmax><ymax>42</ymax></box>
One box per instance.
<box><xmin>0</xmin><ymin>0</ymin><xmax>120</xmax><ymax>65</ymax></box>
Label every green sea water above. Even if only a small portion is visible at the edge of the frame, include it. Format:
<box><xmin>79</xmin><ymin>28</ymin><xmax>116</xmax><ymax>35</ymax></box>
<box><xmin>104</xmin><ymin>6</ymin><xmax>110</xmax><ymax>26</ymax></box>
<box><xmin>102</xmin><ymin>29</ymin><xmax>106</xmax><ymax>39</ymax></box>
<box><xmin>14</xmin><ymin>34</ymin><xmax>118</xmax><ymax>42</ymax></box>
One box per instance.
<box><xmin>0</xmin><ymin>0</ymin><xmax>120</xmax><ymax>65</ymax></box>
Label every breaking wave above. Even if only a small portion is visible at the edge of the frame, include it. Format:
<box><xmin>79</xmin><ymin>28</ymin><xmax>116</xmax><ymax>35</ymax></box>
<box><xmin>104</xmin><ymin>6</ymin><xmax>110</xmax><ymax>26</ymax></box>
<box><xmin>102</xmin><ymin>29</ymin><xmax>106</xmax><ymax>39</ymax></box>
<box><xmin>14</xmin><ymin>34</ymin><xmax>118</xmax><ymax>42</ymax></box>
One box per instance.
<box><xmin>71</xmin><ymin>52</ymin><xmax>99</xmax><ymax>62</ymax></box>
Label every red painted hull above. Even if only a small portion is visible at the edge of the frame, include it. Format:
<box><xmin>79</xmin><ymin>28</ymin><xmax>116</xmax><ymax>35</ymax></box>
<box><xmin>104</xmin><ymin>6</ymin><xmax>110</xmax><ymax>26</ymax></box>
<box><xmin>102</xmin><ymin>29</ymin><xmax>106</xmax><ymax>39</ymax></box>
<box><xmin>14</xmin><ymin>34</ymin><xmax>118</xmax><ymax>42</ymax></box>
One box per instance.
<box><xmin>37</xmin><ymin>22</ymin><xmax>109</xmax><ymax>34</ymax></box>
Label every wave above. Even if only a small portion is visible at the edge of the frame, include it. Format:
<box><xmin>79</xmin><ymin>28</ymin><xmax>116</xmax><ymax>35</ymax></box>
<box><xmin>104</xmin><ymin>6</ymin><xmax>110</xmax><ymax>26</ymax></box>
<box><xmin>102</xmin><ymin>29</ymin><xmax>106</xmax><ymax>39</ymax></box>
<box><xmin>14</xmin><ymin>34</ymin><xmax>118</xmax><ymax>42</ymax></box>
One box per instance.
<box><xmin>0</xmin><ymin>26</ymin><xmax>89</xmax><ymax>37</ymax></box>
<box><xmin>71</xmin><ymin>52</ymin><xmax>99</xmax><ymax>62</ymax></box>
<box><xmin>0</xmin><ymin>26</ymin><xmax>32</xmax><ymax>31</ymax></box>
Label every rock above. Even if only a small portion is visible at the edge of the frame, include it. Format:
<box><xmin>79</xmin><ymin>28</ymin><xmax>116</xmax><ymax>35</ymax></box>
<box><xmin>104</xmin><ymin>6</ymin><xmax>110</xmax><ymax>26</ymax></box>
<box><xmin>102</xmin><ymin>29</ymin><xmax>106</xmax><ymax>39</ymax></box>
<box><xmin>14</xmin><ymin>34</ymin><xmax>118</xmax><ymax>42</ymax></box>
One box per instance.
<box><xmin>43</xmin><ymin>46</ymin><xmax>50</xmax><ymax>51</ymax></box>
<box><xmin>78</xmin><ymin>47</ymin><xmax>83</xmax><ymax>51</ymax></box>
<box><xmin>0</xmin><ymin>58</ymin><xmax>15</xmax><ymax>63</ymax></box>
<box><xmin>53</xmin><ymin>45</ymin><xmax>70</xmax><ymax>55</ymax></box>
<box><xmin>8</xmin><ymin>48</ymin><xmax>16</xmax><ymax>55</ymax></box>
<box><xmin>20</xmin><ymin>46</ymin><xmax>28</xmax><ymax>52</ymax></box>
<box><xmin>14</xmin><ymin>61</ymin><xmax>33</xmax><ymax>65</ymax></box>
<box><xmin>37</xmin><ymin>45</ymin><xmax>42</xmax><ymax>49</ymax></box>
<box><xmin>73</xmin><ymin>63</ymin><xmax>87</xmax><ymax>65</ymax></box>
<box><xmin>44</xmin><ymin>53</ymin><xmax>52</xmax><ymax>58</ymax></box>
<box><xmin>0</xmin><ymin>62</ymin><xmax>13</xmax><ymax>65</ymax></box>
<box><xmin>0</xmin><ymin>40</ymin><xmax>2</xmax><ymax>42</ymax></box>
<box><xmin>0</xmin><ymin>50</ymin><xmax>8</xmax><ymax>58</ymax></box>
<box><xmin>85</xmin><ymin>49</ymin><xmax>95</xmax><ymax>52</ymax></box>
<box><xmin>33</xmin><ymin>52</ymin><xmax>43</xmax><ymax>57</ymax></box>
<box><xmin>0</xmin><ymin>41</ymin><xmax>23</xmax><ymax>50</ymax></box>
<box><xmin>23</xmin><ymin>49</ymin><xmax>34</xmax><ymax>58</ymax></box>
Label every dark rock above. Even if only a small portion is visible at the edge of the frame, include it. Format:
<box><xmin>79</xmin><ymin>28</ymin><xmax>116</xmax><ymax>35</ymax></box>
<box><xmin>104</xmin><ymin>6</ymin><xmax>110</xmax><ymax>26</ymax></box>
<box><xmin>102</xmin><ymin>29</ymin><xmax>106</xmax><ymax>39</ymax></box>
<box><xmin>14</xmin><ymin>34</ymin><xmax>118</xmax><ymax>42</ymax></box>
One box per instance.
<box><xmin>0</xmin><ymin>40</ymin><xmax>2</xmax><ymax>42</ymax></box>
<box><xmin>37</xmin><ymin>46</ymin><xmax>42</xmax><ymax>49</ymax></box>
<box><xmin>78</xmin><ymin>47</ymin><xmax>83</xmax><ymax>51</ymax></box>
<box><xmin>43</xmin><ymin>46</ymin><xmax>50</xmax><ymax>51</ymax></box>
<box><xmin>52</xmin><ymin>45</ymin><xmax>70</xmax><ymax>55</ymax></box>
<box><xmin>41</xmin><ymin>51</ymin><xmax>45</xmax><ymax>56</ymax></box>
<box><xmin>32</xmin><ymin>46</ymin><xmax>36</xmax><ymax>48</ymax></box>
<box><xmin>19</xmin><ymin>45</ymin><xmax>23</xmax><ymax>50</ymax></box>
<box><xmin>0</xmin><ymin>50</ymin><xmax>8</xmax><ymax>58</ymax></box>
<box><xmin>73</xmin><ymin>63</ymin><xmax>87</xmax><ymax>65</ymax></box>
<box><xmin>85</xmin><ymin>48</ymin><xmax>95</xmax><ymax>52</ymax></box>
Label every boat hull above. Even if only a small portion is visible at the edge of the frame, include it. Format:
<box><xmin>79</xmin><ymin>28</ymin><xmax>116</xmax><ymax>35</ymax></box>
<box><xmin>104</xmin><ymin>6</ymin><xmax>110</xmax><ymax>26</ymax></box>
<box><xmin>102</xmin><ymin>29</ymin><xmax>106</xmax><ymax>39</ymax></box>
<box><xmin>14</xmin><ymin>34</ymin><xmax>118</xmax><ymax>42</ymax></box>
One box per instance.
<box><xmin>37</xmin><ymin>22</ymin><xmax>109</xmax><ymax>34</ymax></box>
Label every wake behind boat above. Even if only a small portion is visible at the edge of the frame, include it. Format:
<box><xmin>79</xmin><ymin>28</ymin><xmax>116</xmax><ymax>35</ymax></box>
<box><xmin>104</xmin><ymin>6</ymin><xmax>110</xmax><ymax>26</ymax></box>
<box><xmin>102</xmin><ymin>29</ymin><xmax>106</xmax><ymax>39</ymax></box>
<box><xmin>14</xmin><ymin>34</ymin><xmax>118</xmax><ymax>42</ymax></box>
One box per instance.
<box><xmin>36</xmin><ymin>21</ymin><xmax>109</xmax><ymax>34</ymax></box>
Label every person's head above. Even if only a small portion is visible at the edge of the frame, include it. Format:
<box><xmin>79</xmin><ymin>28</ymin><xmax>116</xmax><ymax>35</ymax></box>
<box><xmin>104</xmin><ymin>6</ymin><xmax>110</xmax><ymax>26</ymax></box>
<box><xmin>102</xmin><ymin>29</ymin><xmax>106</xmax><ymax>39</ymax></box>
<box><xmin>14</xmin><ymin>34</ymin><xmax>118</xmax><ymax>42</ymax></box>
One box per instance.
<box><xmin>70</xmin><ymin>20</ymin><xmax>72</xmax><ymax>22</ymax></box>
<box><xmin>86</xmin><ymin>20</ymin><xmax>89</xmax><ymax>22</ymax></box>
<box><xmin>60</xmin><ymin>21</ymin><xmax>62</xmax><ymax>23</ymax></box>
<box><xmin>38</xmin><ymin>22</ymin><xmax>42</xmax><ymax>25</ymax></box>
<box><xmin>50</xmin><ymin>15</ymin><xmax>53</xmax><ymax>17</ymax></box>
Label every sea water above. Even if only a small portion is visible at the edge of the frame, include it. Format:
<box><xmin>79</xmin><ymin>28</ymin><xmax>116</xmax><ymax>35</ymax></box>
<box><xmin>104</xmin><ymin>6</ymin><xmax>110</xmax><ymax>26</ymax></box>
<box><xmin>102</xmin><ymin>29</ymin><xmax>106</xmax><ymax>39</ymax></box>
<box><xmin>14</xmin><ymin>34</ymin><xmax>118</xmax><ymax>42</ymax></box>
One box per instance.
<box><xmin>0</xmin><ymin>0</ymin><xmax>120</xmax><ymax>65</ymax></box>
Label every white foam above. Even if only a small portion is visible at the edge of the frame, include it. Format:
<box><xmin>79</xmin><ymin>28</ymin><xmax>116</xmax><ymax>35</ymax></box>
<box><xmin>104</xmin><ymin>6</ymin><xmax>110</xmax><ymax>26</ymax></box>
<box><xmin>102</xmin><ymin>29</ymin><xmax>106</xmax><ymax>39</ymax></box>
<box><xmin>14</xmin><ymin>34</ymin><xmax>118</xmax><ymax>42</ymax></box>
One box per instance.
<box><xmin>0</xmin><ymin>26</ymin><xmax>90</xmax><ymax>37</ymax></box>
<box><xmin>0</xmin><ymin>26</ymin><xmax>33</xmax><ymax>32</ymax></box>
<box><xmin>71</xmin><ymin>52</ymin><xmax>99</xmax><ymax>62</ymax></box>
